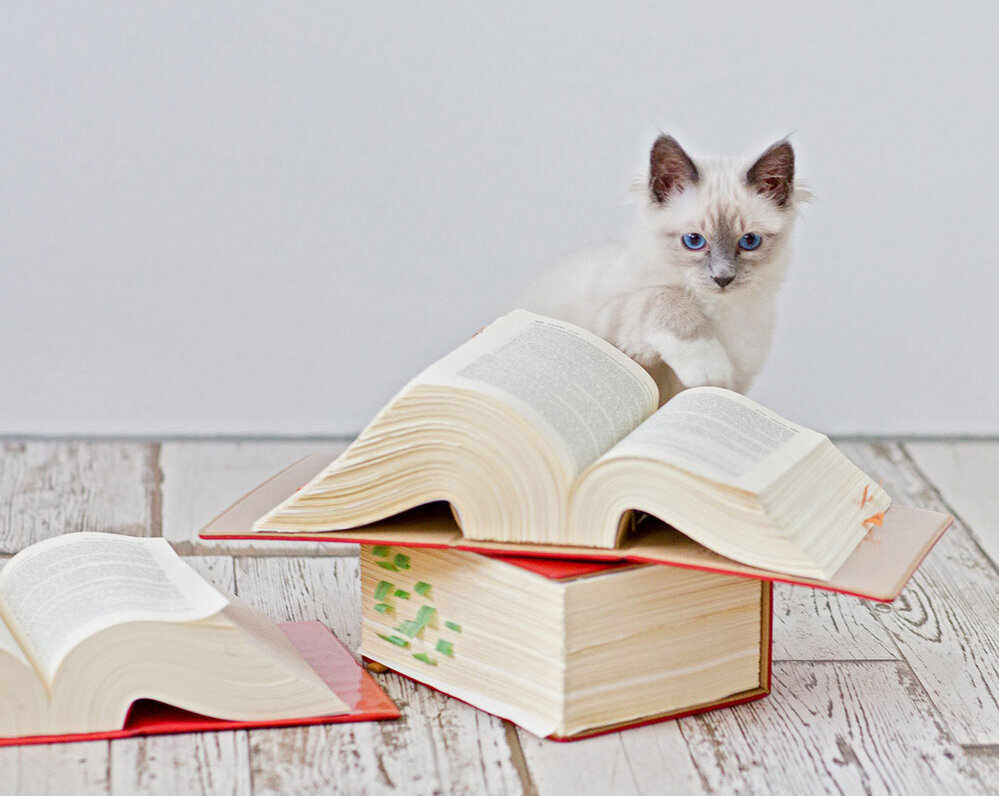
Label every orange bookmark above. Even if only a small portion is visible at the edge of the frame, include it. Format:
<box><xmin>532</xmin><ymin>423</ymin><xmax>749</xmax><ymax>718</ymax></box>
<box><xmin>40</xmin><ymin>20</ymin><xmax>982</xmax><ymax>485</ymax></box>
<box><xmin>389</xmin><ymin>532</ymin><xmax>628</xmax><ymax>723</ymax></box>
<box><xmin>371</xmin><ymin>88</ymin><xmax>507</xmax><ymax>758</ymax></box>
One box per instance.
<box><xmin>862</xmin><ymin>511</ymin><xmax>885</xmax><ymax>542</ymax></box>
<box><xmin>863</xmin><ymin>511</ymin><xmax>885</xmax><ymax>528</ymax></box>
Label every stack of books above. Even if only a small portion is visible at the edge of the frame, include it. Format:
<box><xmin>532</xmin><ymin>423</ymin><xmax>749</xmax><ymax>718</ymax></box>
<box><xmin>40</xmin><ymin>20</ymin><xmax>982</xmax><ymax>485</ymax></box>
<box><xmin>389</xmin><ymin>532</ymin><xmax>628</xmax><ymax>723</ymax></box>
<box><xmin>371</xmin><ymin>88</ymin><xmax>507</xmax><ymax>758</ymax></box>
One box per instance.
<box><xmin>203</xmin><ymin>311</ymin><xmax>952</xmax><ymax>740</ymax></box>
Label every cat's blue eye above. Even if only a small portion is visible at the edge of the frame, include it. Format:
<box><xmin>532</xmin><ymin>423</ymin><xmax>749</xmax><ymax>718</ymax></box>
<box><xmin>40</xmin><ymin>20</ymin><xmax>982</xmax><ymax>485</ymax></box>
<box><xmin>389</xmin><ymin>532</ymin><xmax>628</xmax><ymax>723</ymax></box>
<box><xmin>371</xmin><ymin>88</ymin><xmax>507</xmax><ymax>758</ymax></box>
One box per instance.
<box><xmin>739</xmin><ymin>232</ymin><xmax>762</xmax><ymax>251</ymax></box>
<box><xmin>682</xmin><ymin>233</ymin><xmax>706</xmax><ymax>251</ymax></box>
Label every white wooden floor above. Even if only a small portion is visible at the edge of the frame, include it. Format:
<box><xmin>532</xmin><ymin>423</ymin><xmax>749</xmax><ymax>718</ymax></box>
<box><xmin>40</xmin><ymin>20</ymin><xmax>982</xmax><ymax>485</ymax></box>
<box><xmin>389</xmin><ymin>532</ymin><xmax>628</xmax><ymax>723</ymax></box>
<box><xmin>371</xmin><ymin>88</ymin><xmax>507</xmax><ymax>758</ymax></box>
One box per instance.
<box><xmin>2</xmin><ymin>439</ymin><xmax>998</xmax><ymax>795</ymax></box>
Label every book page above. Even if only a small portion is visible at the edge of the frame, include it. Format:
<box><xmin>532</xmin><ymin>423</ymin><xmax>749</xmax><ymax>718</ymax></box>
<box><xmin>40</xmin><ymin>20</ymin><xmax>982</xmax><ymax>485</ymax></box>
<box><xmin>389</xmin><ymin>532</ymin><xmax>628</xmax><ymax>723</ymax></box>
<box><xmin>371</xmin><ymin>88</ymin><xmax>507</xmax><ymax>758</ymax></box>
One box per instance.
<box><xmin>414</xmin><ymin>311</ymin><xmax>659</xmax><ymax>476</ymax></box>
<box><xmin>0</xmin><ymin>614</ymin><xmax>32</xmax><ymax>672</ymax></box>
<box><xmin>0</xmin><ymin>533</ymin><xmax>228</xmax><ymax>684</ymax></box>
<box><xmin>599</xmin><ymin>387</ymin><xmax>825</xmax><ymax>493</ymax></box>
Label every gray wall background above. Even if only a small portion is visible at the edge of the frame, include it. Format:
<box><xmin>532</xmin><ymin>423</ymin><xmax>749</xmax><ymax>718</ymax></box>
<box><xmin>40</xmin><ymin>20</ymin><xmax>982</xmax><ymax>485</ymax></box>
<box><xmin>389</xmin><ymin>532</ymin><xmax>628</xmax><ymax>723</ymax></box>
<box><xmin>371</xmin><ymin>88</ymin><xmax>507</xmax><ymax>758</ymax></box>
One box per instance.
<box><xmin>3</xmin><ymin>2</ymin><xmax>997</xmax><ymax>436</ymax></box>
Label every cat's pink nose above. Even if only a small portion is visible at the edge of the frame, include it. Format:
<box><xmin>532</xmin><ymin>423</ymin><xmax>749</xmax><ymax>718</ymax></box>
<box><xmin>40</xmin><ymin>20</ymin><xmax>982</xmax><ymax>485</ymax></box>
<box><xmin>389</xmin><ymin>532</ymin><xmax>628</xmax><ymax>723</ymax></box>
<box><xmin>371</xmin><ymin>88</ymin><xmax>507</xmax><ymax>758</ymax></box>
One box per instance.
<box><xmin>713</xmin><ymin>275</ymin><xmax>735</xmax><ymax>288</ymax></box>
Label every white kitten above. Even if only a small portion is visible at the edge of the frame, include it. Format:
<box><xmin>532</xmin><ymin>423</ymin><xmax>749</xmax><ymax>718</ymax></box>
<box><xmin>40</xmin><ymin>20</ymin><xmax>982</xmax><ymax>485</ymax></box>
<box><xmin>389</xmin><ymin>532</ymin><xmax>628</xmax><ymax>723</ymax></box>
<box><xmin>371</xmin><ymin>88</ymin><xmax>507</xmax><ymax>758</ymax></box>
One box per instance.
<box><xmin>519</xmin><ymin>135</ymin><xmax>804</xmax><ymax>405</ymax></box>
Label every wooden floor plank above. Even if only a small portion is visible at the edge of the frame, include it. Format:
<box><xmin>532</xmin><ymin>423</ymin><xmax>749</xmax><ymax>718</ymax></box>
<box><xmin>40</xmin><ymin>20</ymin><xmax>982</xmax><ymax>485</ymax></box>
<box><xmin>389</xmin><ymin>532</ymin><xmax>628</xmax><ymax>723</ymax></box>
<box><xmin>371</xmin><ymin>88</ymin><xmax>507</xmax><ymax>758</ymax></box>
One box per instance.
<box><xmin>1</xmin><ymin>741</ymin><xmax>112</xmax><ymax>796</ymax></box>
<box><xmin>247</xmin><ymin>677</ymin><xmax>526</xmax><ymax>796</ymax></box>
<box><xmin>772</xmin><ymin>583</ymin><xmax>898</xmax><ymax>662</ymax></box>
<box><xmin>905</xmin><ymin>441</ymin><xmax>999</xmax><ymax>568</ymax></box>
<box><xmin>964</xmin><ymin>746</ymin><xmax>999</xmax><ymax>787</ymax></box>
<box><xmin>235</xmin><ymin>556</ymin><xmax>526</xmax><ymax>795</ymax></box>
<box><xmin>109</xmin><ymin>733</ymin><xmax>251</xmax><ymax>796</ymax></box>
<box><xmin>232</xmin><ymin>557</ymin><xmax>362</xmax><ymax>651</ymax></box>
<box><xmin>839</xmin><ymin>442</ymin><xmax>999</xmax><ymax>746</ymax></box>
<box><xmin>517</xmin><ymin>720</ymin><xmax>703</xmax><ymax>796</ymax></box>
<box><xmin>181</xmin><ymin>555</ymin><xmax>237</xmax><ymax>593</ymax></box>
<box><xmin>0</xmin><ymin>441</ymin><xmax>157</xmax><ymax>554</ymax></box>
<box><xmin>677</xmin><ymin>661</ymin><xmax>986</xmax><ymax>795</ymax></box>
<box><xmin>159</xmin><ymin>441</ymin><xmax>351</xmax><ymax>556</ymax></box>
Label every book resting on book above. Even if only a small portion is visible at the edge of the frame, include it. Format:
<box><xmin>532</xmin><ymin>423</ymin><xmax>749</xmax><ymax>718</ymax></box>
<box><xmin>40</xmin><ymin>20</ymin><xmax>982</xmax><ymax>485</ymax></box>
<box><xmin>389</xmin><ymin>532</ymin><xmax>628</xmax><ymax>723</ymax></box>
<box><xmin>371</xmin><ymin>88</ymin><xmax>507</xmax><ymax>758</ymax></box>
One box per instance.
<box><xmin>358</xmin><ymin>543</ymin><xmax>772</xmax><ymax>740</ymax></box>
<box><xmin>201</xmin><ymin>453</ymin><xmax>949</xmax><ymax>602</ymax></box>
<box><xmin>219</xmin><ymin>310</ymin><xmax>945</xmax><ymax>584</ymax></box>
<box><xmin>0</xmin><ymin>532</ymin><xmax>398</xmax><ymax>743</ymax></box>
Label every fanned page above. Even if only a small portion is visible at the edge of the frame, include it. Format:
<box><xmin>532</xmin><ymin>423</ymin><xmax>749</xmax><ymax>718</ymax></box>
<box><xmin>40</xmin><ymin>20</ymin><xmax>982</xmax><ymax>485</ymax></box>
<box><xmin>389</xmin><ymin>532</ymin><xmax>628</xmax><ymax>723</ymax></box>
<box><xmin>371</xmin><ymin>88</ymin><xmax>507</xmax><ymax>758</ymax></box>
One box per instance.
<box><xmin>0</xmin><ymin>616</ymin><xmax>47</xmax><ymax>737</ymax></box>
<box><xmin>412</xmin><ymin>311</ymin><xmax>659</xmax><ymax>479</ymax></box>
<box><xmin>571</xmin><ymin>387</ymin><xmax>892</xmax><ymax>577</ymax></box>
<box><xmin>253</xmin><ymin>310</ymin><xmax>659</xmax><ymax>542</ymax></box>
<box><xmin>0</xmin><ymin>533</ymin><xmax>228</xmax><ymax>684</ymax></box>
<box><xmin>596</xmin><ymin>387</ymin><xmax>825</xmax><ymax>494</ymax></box>
<box><xmin>0</xmin><ymin>618</ymin><xmax>32</xmax><ymax>673</ymax></box>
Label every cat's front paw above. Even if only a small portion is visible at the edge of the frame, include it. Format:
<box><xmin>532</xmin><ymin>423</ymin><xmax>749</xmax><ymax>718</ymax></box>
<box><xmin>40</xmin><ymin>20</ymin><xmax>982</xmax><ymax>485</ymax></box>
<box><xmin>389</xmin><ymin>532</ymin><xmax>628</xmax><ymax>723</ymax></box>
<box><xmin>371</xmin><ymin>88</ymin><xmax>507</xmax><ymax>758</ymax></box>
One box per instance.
<box><xmin>664</xmin><ymin>338</ymin><xmax>735</xmax><ymax>390</ymax></box>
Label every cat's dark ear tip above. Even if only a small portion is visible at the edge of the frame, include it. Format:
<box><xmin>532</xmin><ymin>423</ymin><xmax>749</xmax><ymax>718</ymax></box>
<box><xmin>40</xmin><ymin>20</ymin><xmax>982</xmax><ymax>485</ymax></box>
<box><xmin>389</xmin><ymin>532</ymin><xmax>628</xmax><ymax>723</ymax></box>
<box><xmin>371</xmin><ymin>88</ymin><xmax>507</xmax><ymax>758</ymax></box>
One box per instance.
<box><xmin>770</xmin><ymin>138</ymin><xmax>795</xmax><ymax>158</ymax></box>
<box><xmin>650</xmin><ymin>133</ymin><xmax>687</xmax><ymax>158</ymax></box>
<box><xmin>755</xmin><ymin>137</ymin><xmax>795</xmax><ymax>164</ymax></box>
<box><xmin>747</xmin><ymin>138</ymin><xmax>796</xmax><ymax>207</ymax></box>
<box><xmin>649</xmin><ymin>134</ymin><xmax>699</xmax><ymax>203</ymax></box>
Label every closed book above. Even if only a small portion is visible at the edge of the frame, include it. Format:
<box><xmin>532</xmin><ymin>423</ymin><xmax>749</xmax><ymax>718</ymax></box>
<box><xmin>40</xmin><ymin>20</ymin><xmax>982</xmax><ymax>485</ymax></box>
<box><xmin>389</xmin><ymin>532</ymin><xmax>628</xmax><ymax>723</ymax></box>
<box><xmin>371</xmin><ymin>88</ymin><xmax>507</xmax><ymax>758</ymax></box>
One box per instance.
<box><xmin>358</xmin><ymin>544</ymin><xmax>771</xmax><ymax>741</ymax></box>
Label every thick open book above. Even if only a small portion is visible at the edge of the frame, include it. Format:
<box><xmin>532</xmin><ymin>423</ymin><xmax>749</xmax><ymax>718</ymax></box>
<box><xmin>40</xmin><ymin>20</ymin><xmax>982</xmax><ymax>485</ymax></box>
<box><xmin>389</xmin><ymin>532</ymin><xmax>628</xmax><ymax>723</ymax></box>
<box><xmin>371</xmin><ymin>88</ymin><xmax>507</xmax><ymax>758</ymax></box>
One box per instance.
<box><xmin>359</xmin><ymin>544</ymin><xmax>771</xmax><ymax>740</ymax></box>
<box><xmin>251</xmin><ymin>310</ymin><xmax>894</xmax><ymax>580</ymax></box>
<box><xmin>201</xmin><ymin>454</ymin><xmax>950</xmax><ymax>602</ymax></box>
<box><xmin>0</xmin><ymin>533</ymin><xmax>398</xmax><ymax>743</ymax></box>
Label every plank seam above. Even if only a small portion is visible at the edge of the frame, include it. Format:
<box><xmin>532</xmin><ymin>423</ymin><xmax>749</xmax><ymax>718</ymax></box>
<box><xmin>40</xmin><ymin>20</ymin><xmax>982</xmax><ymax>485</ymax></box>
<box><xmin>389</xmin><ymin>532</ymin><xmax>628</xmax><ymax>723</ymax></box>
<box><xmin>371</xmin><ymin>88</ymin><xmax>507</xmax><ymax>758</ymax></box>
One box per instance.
<box><xmin>232</xmin><ymin>555</ymin><xmax>241</xmax><ymax>598</ymax></box>
<box><xmin>104</xmin><ymin>739</ymin><xmax>112</xmax><ymax>794</ymax></box>
<box><xmin>170</xmin><ymin>544</ymin><xmax>361</xmax><ymax>558</ymax></box>
<box><xmin>898</xmin><ymin>442</ymin><xmax>999</xmax><ymax>576</ymax></box>
<box><xmin>148</xmin><ymin>442</ymin><xmax>163</xmax><ymax>539</ymax></box>
<box><xmin>963</xmin><ymin>744</ymin><xmax>999</xmax><ymax>753</ymax></box>
<box><xmin>881</xmin><ymin>656</ymin><xmax>990</xmax><ymax>779</ymax></box>
<box><xmin>502</xmin><ymin>720</ymin><xmax>538</xmax><ymax>796</ymax></box>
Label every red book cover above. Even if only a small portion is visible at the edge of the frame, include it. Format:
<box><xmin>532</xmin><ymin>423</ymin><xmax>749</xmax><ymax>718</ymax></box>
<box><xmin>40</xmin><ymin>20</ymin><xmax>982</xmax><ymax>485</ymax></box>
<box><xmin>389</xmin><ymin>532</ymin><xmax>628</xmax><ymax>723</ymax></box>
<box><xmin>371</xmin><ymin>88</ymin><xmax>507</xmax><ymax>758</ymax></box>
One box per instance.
<box><xmin>489</xmin><ymin>554</ymin><xmax>634</xmax><ymax>580</ymax></box>
<box><xmin>0</xmin><ymin>621</ymin><xmax>399</xmax><ymax>747</ymax></box>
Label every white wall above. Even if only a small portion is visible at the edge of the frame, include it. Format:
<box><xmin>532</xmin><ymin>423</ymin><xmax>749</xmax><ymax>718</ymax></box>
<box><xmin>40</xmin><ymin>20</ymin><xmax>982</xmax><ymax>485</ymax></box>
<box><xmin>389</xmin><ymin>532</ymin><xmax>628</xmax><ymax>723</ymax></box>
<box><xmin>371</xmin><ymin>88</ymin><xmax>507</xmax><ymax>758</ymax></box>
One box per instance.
<box><xmin>2</xmin><ymin>2</ymin><xmax>997</xmax><ymax>436</ymax></box>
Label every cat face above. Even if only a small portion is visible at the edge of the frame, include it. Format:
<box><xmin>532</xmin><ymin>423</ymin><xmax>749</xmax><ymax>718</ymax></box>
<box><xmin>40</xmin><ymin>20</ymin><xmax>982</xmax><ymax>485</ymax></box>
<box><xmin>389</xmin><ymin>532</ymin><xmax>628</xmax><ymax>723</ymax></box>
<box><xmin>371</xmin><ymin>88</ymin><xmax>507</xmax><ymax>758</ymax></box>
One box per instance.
<box><xmin>644</xmin><ymin>136</ymin><xmax>798</xmax><ymax>295</ymax></box>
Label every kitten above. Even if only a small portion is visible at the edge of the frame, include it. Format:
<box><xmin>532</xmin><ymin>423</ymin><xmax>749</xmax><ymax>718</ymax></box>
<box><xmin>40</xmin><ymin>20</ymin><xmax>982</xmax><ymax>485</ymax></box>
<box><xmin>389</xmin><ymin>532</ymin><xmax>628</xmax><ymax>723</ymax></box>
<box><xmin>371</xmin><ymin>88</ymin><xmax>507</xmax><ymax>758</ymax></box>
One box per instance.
<box><xmin>519</xmin><ymin>135</ymin><xmax>803</xmax><ymax>405</ymax></box>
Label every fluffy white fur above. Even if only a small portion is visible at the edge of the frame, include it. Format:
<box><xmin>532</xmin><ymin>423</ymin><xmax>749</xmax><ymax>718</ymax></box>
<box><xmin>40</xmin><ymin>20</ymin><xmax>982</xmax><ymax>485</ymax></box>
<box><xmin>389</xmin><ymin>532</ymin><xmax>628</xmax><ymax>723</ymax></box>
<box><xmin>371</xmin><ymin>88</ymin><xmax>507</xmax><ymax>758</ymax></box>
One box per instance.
<box><xmin>519</xmin><ymin>136</ymin><xmax>805</xmax><ymax>405</ymax></box>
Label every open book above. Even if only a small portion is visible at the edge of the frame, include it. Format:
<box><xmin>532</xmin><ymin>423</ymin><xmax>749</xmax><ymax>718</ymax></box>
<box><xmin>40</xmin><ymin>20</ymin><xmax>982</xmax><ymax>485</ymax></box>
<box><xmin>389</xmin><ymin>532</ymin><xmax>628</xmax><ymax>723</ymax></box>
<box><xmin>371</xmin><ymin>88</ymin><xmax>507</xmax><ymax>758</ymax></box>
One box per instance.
<box><xmin>253</xmin><ymin>310</ymin><xmax>891</xmax><ymax>581</ymax></box>
<box><xmin>0</xmin><ymin>533</ymin><xmax>397</xmax><ymax>742</ymax></box>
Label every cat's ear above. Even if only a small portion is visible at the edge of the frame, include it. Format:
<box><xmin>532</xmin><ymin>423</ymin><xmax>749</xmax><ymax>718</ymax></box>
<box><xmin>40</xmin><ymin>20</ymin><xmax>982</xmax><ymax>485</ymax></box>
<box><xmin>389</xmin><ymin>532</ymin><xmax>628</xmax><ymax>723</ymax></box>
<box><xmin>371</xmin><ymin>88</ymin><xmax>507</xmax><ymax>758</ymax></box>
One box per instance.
<box><xmin>649</xmin><ymin>135</ymin><xmax>699</xmax><ymax>204</ymax></box>
<box><xmin>747</xmin><ymin>140</ymin><xmax>795</xmax><ymax>207</ymax></box>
